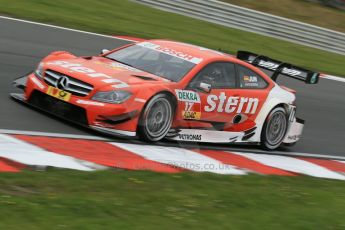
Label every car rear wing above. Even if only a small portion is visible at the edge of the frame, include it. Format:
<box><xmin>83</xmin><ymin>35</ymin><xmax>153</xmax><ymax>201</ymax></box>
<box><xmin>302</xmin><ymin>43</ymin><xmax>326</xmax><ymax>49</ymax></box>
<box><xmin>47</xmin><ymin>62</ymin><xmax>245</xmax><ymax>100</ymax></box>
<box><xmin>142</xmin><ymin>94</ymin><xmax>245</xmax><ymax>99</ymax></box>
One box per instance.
<box><xmin>237</xmin><ymin>51</ymin><xmax>320</xmax><ymax>84</ymax></box>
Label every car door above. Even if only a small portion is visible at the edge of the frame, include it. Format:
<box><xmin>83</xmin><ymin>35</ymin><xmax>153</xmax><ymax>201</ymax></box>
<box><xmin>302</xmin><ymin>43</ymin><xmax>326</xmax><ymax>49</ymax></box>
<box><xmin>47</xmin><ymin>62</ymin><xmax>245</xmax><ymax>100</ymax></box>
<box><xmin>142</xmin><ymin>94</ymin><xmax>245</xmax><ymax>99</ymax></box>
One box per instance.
<box><xmin>176</xmin><ymin>61</ymin><xmax>270</xmax><ymax>129</ymax></box>
<box><xmin>176</xmin><ymin>62</ymin><xmax>237</xmax><ymax>125</ymax></box>
<box><xmin>232</xmin><ymin>64</ymin><xmax>271</xmax><ymax>124</ymax></box>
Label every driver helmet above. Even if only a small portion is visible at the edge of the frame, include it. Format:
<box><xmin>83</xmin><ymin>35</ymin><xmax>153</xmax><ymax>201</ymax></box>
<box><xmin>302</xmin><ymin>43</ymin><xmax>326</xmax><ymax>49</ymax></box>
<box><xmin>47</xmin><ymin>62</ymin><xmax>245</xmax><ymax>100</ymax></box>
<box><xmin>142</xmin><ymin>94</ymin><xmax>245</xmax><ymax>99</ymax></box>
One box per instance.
<box><xmin>202</xmin><ymin>67</ymin><xmax>222</xmax><ymax>84</ymax></box>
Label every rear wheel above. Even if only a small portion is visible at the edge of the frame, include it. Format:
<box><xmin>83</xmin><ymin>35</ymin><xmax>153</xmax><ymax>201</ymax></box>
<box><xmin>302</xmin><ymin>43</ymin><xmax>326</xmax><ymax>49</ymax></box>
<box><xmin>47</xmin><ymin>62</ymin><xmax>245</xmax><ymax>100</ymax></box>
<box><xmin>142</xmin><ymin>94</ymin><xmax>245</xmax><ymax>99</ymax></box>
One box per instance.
<box><xmin>137</xmin><ymin>94</ymin><xmax>174</xmax><ymax>142</ymax></box>
<box><xmin>261</xmin><ymin>107</ymin><xmax>288</xmax><ymax>150</ymax></box>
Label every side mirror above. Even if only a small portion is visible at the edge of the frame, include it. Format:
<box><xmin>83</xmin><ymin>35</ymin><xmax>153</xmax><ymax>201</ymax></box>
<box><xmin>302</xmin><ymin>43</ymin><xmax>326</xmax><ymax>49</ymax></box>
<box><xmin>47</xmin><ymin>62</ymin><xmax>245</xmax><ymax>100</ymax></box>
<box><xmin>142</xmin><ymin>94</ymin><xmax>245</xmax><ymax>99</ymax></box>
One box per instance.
<box><xmin>197</xmin><ymin>82</ymin><xmax>212</xmax><ymax>93</ymax></box>
<box><xmin>101</xmin><ymin>49</ymin><xmax>110</xmax><ymax>55</ymax></box>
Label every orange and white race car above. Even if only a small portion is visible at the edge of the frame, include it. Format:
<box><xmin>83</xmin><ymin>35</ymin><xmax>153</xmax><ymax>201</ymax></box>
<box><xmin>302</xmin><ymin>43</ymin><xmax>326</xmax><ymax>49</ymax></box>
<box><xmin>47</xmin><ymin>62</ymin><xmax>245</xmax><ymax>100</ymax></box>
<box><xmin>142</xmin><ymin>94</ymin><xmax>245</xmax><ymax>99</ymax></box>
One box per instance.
<box><xmin>11</xmin><ymin>39</ymin><xmax>319</xmax><ymax>150</ymax></box>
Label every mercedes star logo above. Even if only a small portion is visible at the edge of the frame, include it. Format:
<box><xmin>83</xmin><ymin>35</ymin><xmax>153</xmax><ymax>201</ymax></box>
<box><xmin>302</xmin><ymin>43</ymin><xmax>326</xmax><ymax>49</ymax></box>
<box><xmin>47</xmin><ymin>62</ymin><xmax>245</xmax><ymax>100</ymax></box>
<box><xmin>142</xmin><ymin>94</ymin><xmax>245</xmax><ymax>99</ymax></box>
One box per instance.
<box><xmin>56</xmin><ymin>76</ymin><xmax>69</xmax><ymax>90</ymax></box>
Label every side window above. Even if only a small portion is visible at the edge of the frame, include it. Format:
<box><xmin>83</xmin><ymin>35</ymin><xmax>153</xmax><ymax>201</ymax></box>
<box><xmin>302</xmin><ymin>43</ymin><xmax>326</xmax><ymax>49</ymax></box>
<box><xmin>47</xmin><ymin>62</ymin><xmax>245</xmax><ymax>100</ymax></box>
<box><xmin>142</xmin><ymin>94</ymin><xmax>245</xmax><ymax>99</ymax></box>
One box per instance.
<box><xmin>237</xmin><ymin>65</ymin><xmax>268</xmax><ymax>89</ymax></box>
<box><xmin>189</xmin><ymin>62</ymin><xmax>236</xmax><ymax>89</ymax></box>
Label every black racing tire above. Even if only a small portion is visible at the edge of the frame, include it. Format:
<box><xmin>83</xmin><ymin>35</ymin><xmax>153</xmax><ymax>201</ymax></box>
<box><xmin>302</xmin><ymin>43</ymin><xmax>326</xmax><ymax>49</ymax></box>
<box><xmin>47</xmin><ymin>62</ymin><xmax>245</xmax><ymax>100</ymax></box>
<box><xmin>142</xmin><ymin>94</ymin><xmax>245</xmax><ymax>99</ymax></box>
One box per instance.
<box><xmin>261</xmin><ymin>106</ymin><xmax>288</xmax><ymax>150</ymax></box>
<box><xmin>137</xmin><ymin>93</ymin><xmax>174</xmax><ymax>142</ymax></box>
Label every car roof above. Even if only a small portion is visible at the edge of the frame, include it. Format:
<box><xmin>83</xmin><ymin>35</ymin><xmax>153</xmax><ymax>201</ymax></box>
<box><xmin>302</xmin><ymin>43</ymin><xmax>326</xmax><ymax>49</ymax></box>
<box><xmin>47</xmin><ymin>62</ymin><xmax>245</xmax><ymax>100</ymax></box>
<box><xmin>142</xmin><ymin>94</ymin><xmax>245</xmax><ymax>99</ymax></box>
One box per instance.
<box><xmin>141</xmin><ymin>39</ymin><xmax>235</xmax><ymax>63</ymax></box>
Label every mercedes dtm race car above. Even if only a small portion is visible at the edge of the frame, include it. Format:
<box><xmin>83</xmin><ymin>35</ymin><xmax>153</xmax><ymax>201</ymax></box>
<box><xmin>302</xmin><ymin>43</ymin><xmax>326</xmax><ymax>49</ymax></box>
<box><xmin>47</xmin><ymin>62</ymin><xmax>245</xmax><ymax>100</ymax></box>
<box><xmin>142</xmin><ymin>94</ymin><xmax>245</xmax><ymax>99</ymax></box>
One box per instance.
<box><xmin>11</xmin><ymin>40</ymin><xmax>319</xmax><ymax>150</ymax></box>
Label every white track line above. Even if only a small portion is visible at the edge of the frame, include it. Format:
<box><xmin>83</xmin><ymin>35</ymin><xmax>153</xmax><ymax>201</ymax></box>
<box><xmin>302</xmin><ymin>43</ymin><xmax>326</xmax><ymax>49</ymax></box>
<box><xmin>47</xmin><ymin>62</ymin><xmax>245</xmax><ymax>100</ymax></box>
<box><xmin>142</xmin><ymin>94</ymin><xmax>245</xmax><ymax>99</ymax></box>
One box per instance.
<box><xmin>1</xmin><ymin>129</ymin><xmax>344</xmax><ymax>161</ymax></box>
<box><xmin>0</xmin><ymin>15</ymin><xmax>344</xmax><ymax>83</ymax></box>
<box><xmin>112</xmin><ymin>143</ymin><xmax>246</xmax><ymax>175</ymax></box>
<box><xmin>244</xmin><ymin>150</ymin><xmax>345</xmax><ymax>161</ymax></box>
<box><xmin>0</xmin><ymin>134</ymin><xmax>98</xmax><ymax>171</ymax></box>
<box><xmin>0</xmin><ymin>129</ymin><xmax>111</xmax><ymax>141</ymax></box>
<box><xmin>321</xmin><ymin>74</ymin><xmax>345</xmax><ymax>83</ymax></box>
<box><xmin>0</xmin><ymin>16</ymin><xmax>134</xmax><ymax>42</ymax></box>
<box><xmin>233</xmin><ymin>152</ymin><xmax>345</xmax><ymax>180</ymax></box>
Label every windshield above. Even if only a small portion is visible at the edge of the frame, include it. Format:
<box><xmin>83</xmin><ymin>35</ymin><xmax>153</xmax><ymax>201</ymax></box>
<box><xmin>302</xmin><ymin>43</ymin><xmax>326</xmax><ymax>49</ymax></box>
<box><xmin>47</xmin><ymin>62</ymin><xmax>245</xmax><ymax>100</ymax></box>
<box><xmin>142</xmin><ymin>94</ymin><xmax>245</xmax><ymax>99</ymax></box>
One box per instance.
<box><xmin>105</xmin><ymin>43</ymin><xmax>197</xmax><ymax>82</ymax></box>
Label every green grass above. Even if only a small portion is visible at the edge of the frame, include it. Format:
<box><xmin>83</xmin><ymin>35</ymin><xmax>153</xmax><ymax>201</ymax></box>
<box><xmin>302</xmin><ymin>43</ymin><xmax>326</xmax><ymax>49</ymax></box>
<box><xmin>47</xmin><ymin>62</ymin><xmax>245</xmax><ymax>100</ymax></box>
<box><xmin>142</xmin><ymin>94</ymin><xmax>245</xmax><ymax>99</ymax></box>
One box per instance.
<box><xmin>0</xmin><ymin>169</ymin><xmax>345</xmax><ymax>229</ymax></box>
<box><xmin>0</xmin><ymin>0</ymin><xmax>344</xmax><ymax>77</ymax></box>
<box><xmin>221</xmin><ymin>0</ymin><xmax>345</xmax><ymax>33</ymax></box>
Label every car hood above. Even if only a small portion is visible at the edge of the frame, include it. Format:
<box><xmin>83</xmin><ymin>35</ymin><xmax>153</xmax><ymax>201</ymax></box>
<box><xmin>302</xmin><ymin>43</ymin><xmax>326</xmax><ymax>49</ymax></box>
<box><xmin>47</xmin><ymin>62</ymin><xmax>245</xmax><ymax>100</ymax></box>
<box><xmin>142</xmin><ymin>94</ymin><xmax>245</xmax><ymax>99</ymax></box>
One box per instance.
<box><xmin>44</xmin><ymin>56</ymin><xmax>169</xmax><ymax>90</ymax></box>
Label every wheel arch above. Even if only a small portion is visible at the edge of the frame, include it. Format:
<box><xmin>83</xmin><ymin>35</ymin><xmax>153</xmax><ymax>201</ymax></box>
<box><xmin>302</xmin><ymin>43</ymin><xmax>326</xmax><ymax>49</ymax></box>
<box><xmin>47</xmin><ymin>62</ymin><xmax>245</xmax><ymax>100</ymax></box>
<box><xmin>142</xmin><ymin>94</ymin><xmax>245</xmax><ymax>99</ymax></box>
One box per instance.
<box><xmin>157</xmin><ymin>90</ymin><xmax>177</xmax><ymax>108</ymax></box>
<box><xmin>138</xmin><ymin>90</ymin><xmax>177</xmax><ymax>115</ymax></box>
<box><xmin>271</xmin><ymin>103</ymin><xmax>289</xmax><ymax>113</ymax></box>
<box><xmin>260</xmin><ymin>102</ymin><xmax>288</xmax><ymax>133</ymax></box>
<box><xmin>251</xmin><ymin>99</ymin><xmax>291</xmax><ymax>143</ymax></box>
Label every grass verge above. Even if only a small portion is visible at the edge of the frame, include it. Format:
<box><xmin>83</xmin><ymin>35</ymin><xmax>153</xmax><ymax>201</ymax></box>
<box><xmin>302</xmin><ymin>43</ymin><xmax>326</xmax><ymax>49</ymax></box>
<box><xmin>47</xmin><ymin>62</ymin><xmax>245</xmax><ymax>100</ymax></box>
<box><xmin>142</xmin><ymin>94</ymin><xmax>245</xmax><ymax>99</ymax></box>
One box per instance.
<box><xmin>221</xmin><ymin>0</ymin><xmax>345</xmax><ymax>33</ymax></box>
<box><xmin>0</xmin><ymin>169</ymin><xmax>345</xmax><ymax>229</ymax></box>
<box><xmin>0</xmin><ymin>0</ymin><xmax>343</xmax><ymax>76</ymax></box>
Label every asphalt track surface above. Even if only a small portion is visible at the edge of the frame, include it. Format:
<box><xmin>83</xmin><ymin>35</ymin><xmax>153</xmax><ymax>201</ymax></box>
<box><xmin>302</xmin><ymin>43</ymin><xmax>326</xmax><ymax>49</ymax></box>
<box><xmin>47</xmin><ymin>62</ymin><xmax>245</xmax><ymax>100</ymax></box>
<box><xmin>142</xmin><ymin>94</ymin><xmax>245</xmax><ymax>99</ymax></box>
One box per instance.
<box><xmin>0</xmin><ymin>17</ymin><xmax>344</xmax><ymax>157</ymax></box>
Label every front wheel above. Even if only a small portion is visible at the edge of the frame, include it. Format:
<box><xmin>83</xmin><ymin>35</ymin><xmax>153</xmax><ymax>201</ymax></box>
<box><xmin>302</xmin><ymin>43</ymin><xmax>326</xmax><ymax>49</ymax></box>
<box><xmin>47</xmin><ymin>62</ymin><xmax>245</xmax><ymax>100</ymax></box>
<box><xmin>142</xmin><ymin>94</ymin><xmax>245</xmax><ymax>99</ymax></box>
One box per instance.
<box><xmin>137</xmin><ymin>94</ymin><xmax>174</xmax><ymax>142</ymax></box>
<box><xmin>261</xmin><ymin>107</ymin><xmax>288</xmax><ymax>150</ymax></box>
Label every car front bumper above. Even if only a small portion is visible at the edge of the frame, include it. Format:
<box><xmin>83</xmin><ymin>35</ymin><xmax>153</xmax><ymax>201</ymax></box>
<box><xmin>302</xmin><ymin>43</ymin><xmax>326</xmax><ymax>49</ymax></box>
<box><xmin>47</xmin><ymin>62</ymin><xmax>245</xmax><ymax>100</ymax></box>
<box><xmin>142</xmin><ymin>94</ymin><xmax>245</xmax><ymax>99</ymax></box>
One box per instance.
<box><xmin>11</xmin><ymin>73</ymin><xmax>139</xmax><ymax>137</ymax></box>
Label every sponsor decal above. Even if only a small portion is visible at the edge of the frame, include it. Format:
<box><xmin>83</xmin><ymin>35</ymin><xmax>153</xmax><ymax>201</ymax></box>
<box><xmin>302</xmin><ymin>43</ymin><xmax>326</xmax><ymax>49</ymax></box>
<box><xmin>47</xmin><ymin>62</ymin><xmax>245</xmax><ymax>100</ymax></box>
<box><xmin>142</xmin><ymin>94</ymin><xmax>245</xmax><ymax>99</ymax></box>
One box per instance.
<box><xmin>46</xmin><ymin>86</ymin><xmax>71</xmax><ymax>102</ymax></box>
<box><xmin>47</xmin><ymin>61</ymin><xmax>129</xmax><ymax>88</ymax></box>
<box><xmin>138</xmin><ymin>42</ymin><xmax>203</xmax><ymax>64</ymax></box>
<box><xmin>93</xmin><ymin>61</ymin><xmax>141</xmax><ymax>73</ymax></box>
<box><xmin>165</xmin><ymin>129</ymin><xmax>244</xmax><ymax>143</ymax></box>
<box><xmin>243</xmin><ymin>75</ymin><xmax>259</xmax><ymax>87</ymax></box>
<box><xmin>243</xmin><ymin>83</ymin><xmax>259</xmax><ymax>87</ymax></box>
<box><xmin>31</xmin><ymin>76</ymin><xmax>44</xmax><ymax>89</ymax></box>
<box><xmin>178</xmin><ymin>134</ymin><xmax>202</xmax><ymax>141</ymax></box>
<box><xmin>166</xmin><ymin>41</ymin><xmax>225</xmax><ymax>56</ymax></box>
<box><xmin>182</xmin><ymin>111</ymin><xmax>201</xmax><ymax>120</ymax></box>
<box><xmin>76</xmin><ymin>100</ymin><xmax>104</xmax><ymax>106</ymax></box>
<box><xmin>110</xmin><ymin>62</ymin><xmax>141</xmax><ymax>72</ymax></box>
<box><xmin>176</xmin><ymin>90</ymin><xmax>202</xmax><ymax>120</ymax></box>
<box><xmin>287</xmin><ymin>135</ymin><xmax>301</xmax><ymax>141</ymax></box>
<box><xmin>281</xmin><ymin>68</ymin><xmax>301</xmax><ymax>77</ymax></box>
<box><xmin>243</xmin><ymin>76</ymin><xmax>258</xmax><ymax>83</ymax></box>
<box><xmin>258</xmin><ymin>60</ymin><xmax>301</xmax><ymax>77</ymax></box>
<box><xmin>204</xmin><ymin>92</ymin><xmax>259</xmax><ymax>114</ymax></box>
<box><xmin>258</xmin><ymin>60</ymin><xmax>279</xmax><ymax>70</ymax></box>
<box><xmin>175</xmin><ymin>90</ymin><xmax>200</xmax><ymax>103</ymax></box>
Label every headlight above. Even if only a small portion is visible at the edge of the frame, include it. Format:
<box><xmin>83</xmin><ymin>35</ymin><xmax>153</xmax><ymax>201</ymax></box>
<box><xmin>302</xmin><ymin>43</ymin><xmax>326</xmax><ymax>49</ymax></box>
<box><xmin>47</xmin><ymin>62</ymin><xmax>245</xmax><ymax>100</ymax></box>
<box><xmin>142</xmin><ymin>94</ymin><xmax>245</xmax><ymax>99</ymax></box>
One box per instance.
<box><xmin>34</xmin><ymin>62</ymin><xmax>44</xmax><ymax>80</ymax></box>
<box><xmin>92</xmin><ymin>90</ymin><xmax>131</xmax><ymax>104</ymax></box>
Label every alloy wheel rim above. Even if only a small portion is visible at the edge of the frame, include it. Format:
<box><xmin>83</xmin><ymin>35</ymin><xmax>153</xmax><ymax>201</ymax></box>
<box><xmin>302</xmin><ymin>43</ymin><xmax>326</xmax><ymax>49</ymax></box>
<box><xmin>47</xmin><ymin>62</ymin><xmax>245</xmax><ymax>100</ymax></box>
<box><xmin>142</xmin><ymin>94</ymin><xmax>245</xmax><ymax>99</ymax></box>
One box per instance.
<box><xmin>145</xmin><ymin>98</ymin><xmax>172</xmax><ymax>138</ymax></box>
<box><xmin>266</xmin><ymin>111</ymin><xmax>287</xmax><ymax>146</ymax></box>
